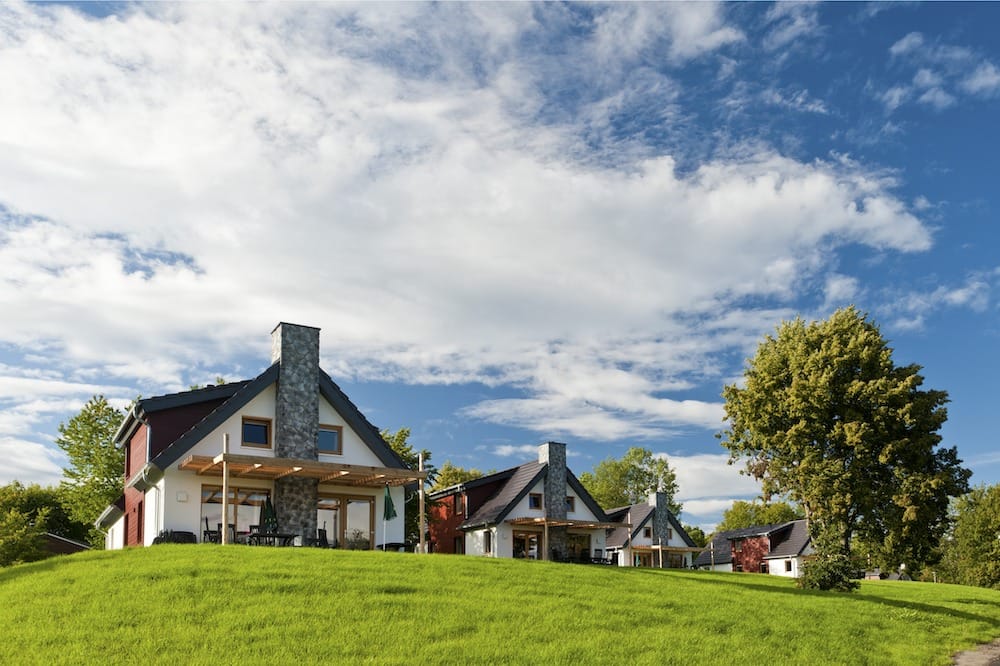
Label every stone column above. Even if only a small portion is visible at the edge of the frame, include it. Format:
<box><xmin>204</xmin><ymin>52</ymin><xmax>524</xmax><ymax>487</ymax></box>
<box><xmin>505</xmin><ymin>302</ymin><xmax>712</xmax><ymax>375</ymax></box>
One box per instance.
<box><xmin>271</xmin><ymin>323</ymin><xmax>320</xmax><ymax>541</ymax></box>
<box><xmin>652</xmin><ymin>491</ymin><xmax>672</xmax><ymax>568</ymax></box>
<box><xmin>539</xmin><ymin>441</ymin><xmax>568</xmax><ymax>560</ymax></box>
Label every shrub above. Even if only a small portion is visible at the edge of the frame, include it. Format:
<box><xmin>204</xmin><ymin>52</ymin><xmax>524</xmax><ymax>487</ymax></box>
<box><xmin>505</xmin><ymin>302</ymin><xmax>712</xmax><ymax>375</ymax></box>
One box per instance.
<box><xmin>798</xmin><ymin>553</ymin><xmax>860</xmax><ymax>592</ymax></box>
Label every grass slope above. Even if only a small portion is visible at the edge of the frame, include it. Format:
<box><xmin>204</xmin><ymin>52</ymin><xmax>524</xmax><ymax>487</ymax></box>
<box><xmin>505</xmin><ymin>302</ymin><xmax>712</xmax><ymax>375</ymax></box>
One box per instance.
<box><xmin>3</xmin><ymin>546</ymin><xmax>999</xmax><ymax>665</ymax></box>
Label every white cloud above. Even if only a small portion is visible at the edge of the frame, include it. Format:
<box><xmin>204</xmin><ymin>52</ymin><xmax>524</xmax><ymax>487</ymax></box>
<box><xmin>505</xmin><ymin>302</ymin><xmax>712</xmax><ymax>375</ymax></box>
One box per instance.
<box><xmin>0</xmin><ymin>436</ymin><xmax>65</xmax><ymax>486</ymax></box>
<box><xmin>960</xmin><ymin>62</ymin><xmax>1000</xmax><ymax>96</ymax></box>
<box><xmin>917</xmin><ymin>87</ymin><xmax>956</xmax><ymax>111</ymax></box>
<box><xmin>667</xmin><ymin>452</ymin><xmax>762</xmax><ymax>501</ymax></box>
<box><xmin>0</xmin><ymin>3</ymin><xmax>949</xmax><ymax>480</ymax></box>
<box><xmin>883</xmin><ymin>274</ymin><xmax>993</xmax><ymax>332</ymax></box>
<box><xmin>890</xmin><ymin>32</ymin><xmax>924</xmax><ymax>57</ymax></box>
<box><xmin>823</xmin><ymin>274</ymin><xmax>859</xmax><ymax>307</ymax></box>
<box><xmin>763</xmin><ymin>2</ymin><xmax>822</xmax><ymax>52</ymax></box>
<box><xmin>493</xmin><ymin>444</ymin><xmax>542</xmax><ymax>458</ymax></box>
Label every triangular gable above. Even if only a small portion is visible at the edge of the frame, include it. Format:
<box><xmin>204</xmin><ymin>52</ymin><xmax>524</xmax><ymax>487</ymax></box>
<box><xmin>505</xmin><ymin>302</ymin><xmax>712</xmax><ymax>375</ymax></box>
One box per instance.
<box><xmin>147</xmin><ymin>364</ymin><xmax>409</xmax><ymax>473</ymax></box>
<box><xmin>566</xmin><ymin>471</ymin><xmax>611</xmax><ymax>523</ymax></box>
<box><xmin>461</xmin><ymin>462</ymin><xmax>546</xmax><ymax>529</ymax></box>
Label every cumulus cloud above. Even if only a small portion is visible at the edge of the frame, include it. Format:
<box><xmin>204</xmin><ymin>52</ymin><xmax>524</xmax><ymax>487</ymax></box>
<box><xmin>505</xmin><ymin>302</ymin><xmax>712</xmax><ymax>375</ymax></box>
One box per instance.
<box><xmin>0</xmin><ymin>2</ymin><xmax>960</xmax><ymax>483</ymax></box>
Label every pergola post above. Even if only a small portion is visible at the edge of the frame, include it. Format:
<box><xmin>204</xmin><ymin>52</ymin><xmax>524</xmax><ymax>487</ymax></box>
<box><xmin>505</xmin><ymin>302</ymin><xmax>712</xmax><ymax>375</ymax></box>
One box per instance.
<box><xmin>221</xmin><ymin>433</ymin><xmax>230</xmax><ymax>545</ymax></box>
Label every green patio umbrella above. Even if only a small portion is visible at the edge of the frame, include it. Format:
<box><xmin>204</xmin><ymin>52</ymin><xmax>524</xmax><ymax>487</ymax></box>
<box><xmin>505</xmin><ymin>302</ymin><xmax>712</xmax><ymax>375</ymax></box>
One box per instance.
<box><xmin>382</xmin><ymin>484</ymin><xmax>396</xmax><ymax>551</ymax></box>
<box><xmin>262</xmin><ymin>495</ymin><xmax>279</xmax><ymax>533</ymax></box>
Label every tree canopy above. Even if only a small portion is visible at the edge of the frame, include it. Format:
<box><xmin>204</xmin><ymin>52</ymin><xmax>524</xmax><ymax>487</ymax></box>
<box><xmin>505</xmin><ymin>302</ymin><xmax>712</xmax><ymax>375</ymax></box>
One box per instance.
<box><xmin>57</xmin><ymin>395</ymin><xmax>126</xmax><ymax>545</ymax></box>
<box><xmin>715</xmin><ymin>500</ymin><xmax>804</xmax><ymax>532</ymax></box>
<box><xmin>579</xmin><ymin>447</ymin><xmax>681</xmax><ymax>515</ymax></box>
<box><xmin>938</xmin><ymin>484</ymin><xmax>1000</xmax><ymax>589</ymax></box>
<box><xmin>720</xmin><ymin>307</ymin><xmax>970</xmax><ymax>573</ymax></box>
<box><xmin>431</xmin><ymin>461</ymin><xmax>485</xmax><ymax>492</ymax></box>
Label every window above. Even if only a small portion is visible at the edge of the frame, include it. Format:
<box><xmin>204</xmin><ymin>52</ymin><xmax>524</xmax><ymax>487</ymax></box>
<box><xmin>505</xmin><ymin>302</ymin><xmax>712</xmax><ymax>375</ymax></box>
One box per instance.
<box><xmin>484</xmin><ymin>530</ymin><xmax>492</xmax><ymax>554</ymax></box>
<box><xmin>317</xmin><ymin>424</ymin><xmax>343</xmax><ymax>454</ymax></box>
<box><xmin>785</xmin><ymin>559</ymin><xmax>793</xmax><ymax>573</ymax></box>
<box><xmin>666</xmin><ymin>528</ymin><xmax>673</xmax><ymax>541</ymax></box>
<box><xmin>454</xmin><ymin>494</ymin><xmax>465</xmax><ymax>514</ymax></box>
<box><xmin>643</xmin><ymin>526</ymin><xmax>652</xmax><ymax>539</ymax></box>
<box><xmin>528</xmin><ymin>493</ymin><xmax>543</xmax><ymax>510</ymax></box>
<box><xmin>565</xmin><ymin>496</ymin><xmax>575</xmax><ymax>512</ymax></box>
<box><xmin>733</xmin><ymin>539</ymin><xmax>742</xmax><ymax>552</ymax></box>
<box><xmin>242</xmin><ymin>417</ymin><xmax>271</xmax><ymax>448</ymax></box>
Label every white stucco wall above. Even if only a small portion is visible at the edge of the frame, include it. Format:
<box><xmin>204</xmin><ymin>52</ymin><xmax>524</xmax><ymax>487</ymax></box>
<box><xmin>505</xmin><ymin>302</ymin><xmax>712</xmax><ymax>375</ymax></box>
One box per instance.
<box><xmin>104</xmin><ymin>515</ymin><xmax>124</xmax><ymax>550</ymax></box>
<box><xmin>767</xmin><ymin>556</ymin><xmax>803</xmax><ymax>577</ymax></box>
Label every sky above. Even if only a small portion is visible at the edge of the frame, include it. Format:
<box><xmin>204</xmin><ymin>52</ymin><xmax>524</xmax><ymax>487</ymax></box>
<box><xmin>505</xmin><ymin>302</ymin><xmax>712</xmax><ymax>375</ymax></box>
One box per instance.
<box><xmin>1</xmin><ymin>2</ymin><xmax>998</xmax><ymax>531</ymax></box>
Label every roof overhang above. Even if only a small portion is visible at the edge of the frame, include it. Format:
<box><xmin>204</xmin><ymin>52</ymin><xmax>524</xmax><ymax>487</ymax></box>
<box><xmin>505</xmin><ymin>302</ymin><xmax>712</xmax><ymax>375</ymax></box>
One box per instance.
<box><xmin>504</xmin><ymin>516</ymin><xmax>623</xmax><ymax>530</ymax></box>
<box><xmin>125</xmin><ymin>463</ymin><xmax>164</xmax><ymax>492</ymax></box>
<box><xmin>95</xmin><ymin>503</ymin><xmax>124</xmax><ymax>529</ymax></box>
<box><xmin>178</xmin><ymin>453</ymin><xmax>426</xmax><ymax>487</ymax></box>
<box><xmin>619</xmin><ymin>544</ymin><xmax>704</xmax><ymax>553</ymax></box>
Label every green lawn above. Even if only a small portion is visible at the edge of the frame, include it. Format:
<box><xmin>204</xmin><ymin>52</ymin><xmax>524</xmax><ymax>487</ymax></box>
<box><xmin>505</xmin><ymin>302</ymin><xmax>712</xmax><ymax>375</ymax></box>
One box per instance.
<box><xmin>2</xmin><ymin>546</ymin><xmax>998</xmax><ymax>665</ymax></box>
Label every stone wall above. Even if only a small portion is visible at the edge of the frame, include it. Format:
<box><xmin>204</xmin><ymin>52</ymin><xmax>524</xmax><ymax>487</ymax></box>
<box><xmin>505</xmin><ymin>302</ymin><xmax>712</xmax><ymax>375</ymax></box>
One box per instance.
<box><xmin>538</xmin><ymin>441</ymin><xmax>568</xmax><ymax>559</ymax></box>
<box><xmin>652</xmin><ymin>491</ymin><xmax>672</xmax><ymax>569</ymax></box>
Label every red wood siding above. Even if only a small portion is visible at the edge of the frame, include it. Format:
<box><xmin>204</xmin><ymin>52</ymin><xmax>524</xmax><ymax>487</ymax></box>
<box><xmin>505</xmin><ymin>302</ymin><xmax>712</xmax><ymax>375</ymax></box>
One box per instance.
<box><xmin>126</xmin><ymin>423</ymin><xmax>147</xmax><ymax>478</ymax></box>
<box><xmin>731</xmin><ymin>535</ymin><xmax>770</xmax><ymax>573</ymax></box>
<box><xmin>429</xmin><ymin>494</ymin><xmax>467</xmax><ymax>554</ymax></box>
<box><xmin>124</xmin><ymin>487</ymin><xmax>144</xmax><ymax>546</ymax></box>
<box><xmin>146</xmin><ymin>399</ymin><xmax>229</xmax><ymax>459</ymax></box>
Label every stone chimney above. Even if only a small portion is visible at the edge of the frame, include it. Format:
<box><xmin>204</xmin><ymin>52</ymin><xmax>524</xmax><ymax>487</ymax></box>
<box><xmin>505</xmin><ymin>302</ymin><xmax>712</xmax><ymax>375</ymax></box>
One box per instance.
<box><xmin>651</xmin><ymin>491</ymin><xmax>672</xmax><ymax>569</ymax></box>
<box><xmin>270</xmin><ymin>323</ymin><xmax>320</xmax><ymax>541</ymax></box>
<box><xmin>539</xmin><ymin>441</ymin><xmax>568</xmax><ymax>559</ymax></box>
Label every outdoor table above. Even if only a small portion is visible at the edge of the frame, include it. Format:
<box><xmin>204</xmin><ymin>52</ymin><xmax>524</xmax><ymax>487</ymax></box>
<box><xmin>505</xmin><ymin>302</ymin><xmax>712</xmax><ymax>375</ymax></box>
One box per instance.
<box><xmin>246</xmin><ymin>532</ymin><xmax>296</xmax><ymax>547</ymax></box>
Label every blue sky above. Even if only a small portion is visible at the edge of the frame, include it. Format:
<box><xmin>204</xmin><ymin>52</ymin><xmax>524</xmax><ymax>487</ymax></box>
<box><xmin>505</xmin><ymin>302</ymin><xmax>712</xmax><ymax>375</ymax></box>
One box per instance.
<box><xmin>1</xmin><ymin>2</ymin><xmax>998</xmax><ymax>530</ymax></box>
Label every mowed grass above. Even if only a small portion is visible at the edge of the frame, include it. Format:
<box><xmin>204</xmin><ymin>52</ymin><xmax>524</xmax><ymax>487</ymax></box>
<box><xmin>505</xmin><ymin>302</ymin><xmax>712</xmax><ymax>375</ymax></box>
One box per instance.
<box><xmin>2</xmin><ymin>546</ymin><xmax>999</xmax><ymax>665</ymax></box>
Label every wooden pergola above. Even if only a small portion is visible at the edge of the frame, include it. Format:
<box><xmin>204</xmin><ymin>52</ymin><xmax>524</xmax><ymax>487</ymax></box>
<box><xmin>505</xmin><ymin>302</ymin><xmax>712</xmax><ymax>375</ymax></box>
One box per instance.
<box><xmin>178</xmin><ymin>453</ymin><xmax>426</xmax><ymax>486</ymax></box>
<box><xmin>179</xmin><ymin>450</ymin><xmax>426</xmax><ymax>545</ymax></box>
<box><xmin>505</xmin><ymin>516</ymin><xmax>625</xmax><ymax>562</ymax></box>
<box><xmin>627</xmin><ymin>543</ymin><xmax>704</xmax><ymax>568</ymax></box>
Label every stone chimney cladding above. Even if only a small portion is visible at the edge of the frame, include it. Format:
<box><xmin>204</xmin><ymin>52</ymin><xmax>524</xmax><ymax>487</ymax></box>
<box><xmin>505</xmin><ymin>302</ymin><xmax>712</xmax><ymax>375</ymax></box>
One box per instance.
<box><xmin>652</xmin><ymin>491</ymin><xmax>672</xmax><ymax>548</ymax></box>
<box><xmin>271</xmin><ymin>323</ymin><xmax>320</xmax><ymax>459</ymax></box>
<box><xmin>270</xmin><ymin>323</ymin><xmax>320</xmax><ymax>541</ymax></box>
<box><xmin>539</xmin><ymin>441</ymin><xmax>568</xmax><ymax>559</ymax></box>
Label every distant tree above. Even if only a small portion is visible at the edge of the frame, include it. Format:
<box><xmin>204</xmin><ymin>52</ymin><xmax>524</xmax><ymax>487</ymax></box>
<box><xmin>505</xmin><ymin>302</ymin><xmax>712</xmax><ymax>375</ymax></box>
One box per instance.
<box><xmin>938</xmin><ymin>484</ymin><xmax>1000</xmax><ymax>589</ymax></box>
<box><xmin>57</xmin><ymin>395</ymin><xmax>126</xmax><ymax>546</ymax></box>
<box><xmin>0</xmin><ymin>482</ymin><xmax>90</xmax><ymax>544</ymax></box>
<box><xmin>683</xmin><ymin>524</ymin><xmax>708</xmax><ymax>548</ymax></box>
<box><xmin>431</xmin><ymin>461</ymin><xmax>485</xmax><ymax>491</ymax></box>
<box><xmin>716</xmin><ymin>500</ymin><xmax>804</xmax><ymax>532</ymax></box>
<box><xmin>579</xmin><ymin>447</ymin><xmax>681</xmax><ymax>515</ymax></box>
<box><xmin>381</xmin><ymin>428</ymin><xmax>437</xmax><ymax>544</ymax></box>
<box><xmin>720</xmin><ymin>307</ymin><xmax>971</xmax><ymax>589</ymax></box>
<box><xmin>0</xmin><ymin>506</ymin><xmax>48</xmax><ymax>567</ymax></box>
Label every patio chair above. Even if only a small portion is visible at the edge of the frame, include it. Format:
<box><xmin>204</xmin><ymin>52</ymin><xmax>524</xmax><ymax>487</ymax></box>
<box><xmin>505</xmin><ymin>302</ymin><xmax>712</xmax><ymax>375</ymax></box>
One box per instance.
<box><xmin>203</xmin><ymin>517</ymin><xmax>219</xmax><ymax>544</ymax></box>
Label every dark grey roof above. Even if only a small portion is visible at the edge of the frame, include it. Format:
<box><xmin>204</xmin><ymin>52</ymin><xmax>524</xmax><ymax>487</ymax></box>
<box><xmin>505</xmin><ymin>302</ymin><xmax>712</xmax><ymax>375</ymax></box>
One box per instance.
<box><xmin>605</xmin><ymin>504</ymin><xmax>654</xmax><ymax>548</ymax></box>
<box><xmin>426</xmin><ymin>467</ymin><xmax>518</xmax><ymax>500</ymax></box>
<box><xmin>763</xmin><ymin>519</ymin><xmax>811</xmax><ymax>559</ymax></box>
<box><xmin>460</xmin><ymin>461</ymin><xmax>545</xmax><ymax>529</ymax></box>
<box><xmin>142</xmin><ymin>363</ymin><xmax>407</xmax><ymax>473</ymax></box>
<box><xmin>605</xmin><ymin>503</ymin><xmax>697</xmax><ymax>549</ymax></box>
<box><xmin>139</xmin><ymin>381</ymin><xmax>251</xmax><ymax>413</ymax></box>
<box><xmin>693</xmin><ymin>520</ymin><xmax>808</xmax><ymax>567</ymax></box>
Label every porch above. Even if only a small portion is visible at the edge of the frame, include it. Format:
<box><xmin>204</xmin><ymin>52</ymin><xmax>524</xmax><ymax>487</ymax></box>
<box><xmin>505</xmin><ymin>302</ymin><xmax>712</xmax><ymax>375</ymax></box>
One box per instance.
<box><xmin>505</xmin><ymin>516</ymin><xmax>624</xmax><ymax>563</ymax></box>
<box><xmin>178</xmin><ymin>453</ymin><xmax>425</xmax><ymax>548</ymax></box>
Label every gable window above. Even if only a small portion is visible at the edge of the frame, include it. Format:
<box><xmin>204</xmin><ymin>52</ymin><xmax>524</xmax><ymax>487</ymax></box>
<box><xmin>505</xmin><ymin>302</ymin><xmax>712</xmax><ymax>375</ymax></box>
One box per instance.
<box><xmin>242</xmin><ymin>417</ymin><xmax>271</xmax><ymax>449</ymax></box>
<box><xmin>666</xmin><ymin>528</ymin><xmax>673</xmax><ymax>541</ymax></box>
<box><xmin>565</xmin><ymin>496</ymin><xmax>575</xmax><ymax>512</ymax></box>
<box><xmin>528</xmin><ymin>493</ymin><xmax>543</xmax><ymax>510</ymax></box>
<box><xmin>643</xmin><ymin>526</ymin><xmax>652</xmax><ymax>539</ymax></box>
<box><xmin>317</xmin><ymin>424</ymin><xmax>343</xmax><ymax>454</ymax></box>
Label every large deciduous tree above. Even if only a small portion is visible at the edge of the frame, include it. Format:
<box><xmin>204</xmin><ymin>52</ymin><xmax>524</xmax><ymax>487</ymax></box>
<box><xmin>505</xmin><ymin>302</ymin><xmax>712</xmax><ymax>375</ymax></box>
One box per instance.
<box><xmin>720</xmin><ymin>307</ymin><xmax>970</xmax><ymax>575</ymax></box>
<box><xmin>938</xmin><ymin>484</ymin><xmax>1000</xmax><ymax>589</ymax></box>
<box><xmin>57</xmin><ymin>395</ymin><xmax>126</xmax><ymax>545</ymax></box>
<box><xmin>716</xmin><ymin>500</ymin><xmax>804</xmax><ymax>532</ymax></box>
<box><xmin>431</xmin><ymin>461</ymin><xmax>485</xmax><ymax>492</ymax></box>
<box><xmin>579</xmin><ymin>447</ymin><xmax>681</xmax><ymax>515</ymax></box>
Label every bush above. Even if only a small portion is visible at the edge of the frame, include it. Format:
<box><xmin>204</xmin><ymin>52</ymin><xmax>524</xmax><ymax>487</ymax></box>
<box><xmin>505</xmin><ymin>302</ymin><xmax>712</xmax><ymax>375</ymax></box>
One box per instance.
<box><xmin>797</xmin><ymin>554</ymin><xmax>860</xmax><ymax>592</ymax></box>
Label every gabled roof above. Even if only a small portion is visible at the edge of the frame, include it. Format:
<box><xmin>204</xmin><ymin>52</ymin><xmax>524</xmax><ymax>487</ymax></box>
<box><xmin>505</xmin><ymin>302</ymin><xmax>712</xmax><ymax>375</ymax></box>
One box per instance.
<box><xmin>426</xmin><ymin>466</ymin><xmax>519</xmax><ymax>500</ymax></box>
<box><xmin>762</xmin><ymin>519</ymin><xmax>811</xmax><ymax>559</ymax></box>
<box><xmin>457</xmin><ymin>460</ymin><xmax>610</xmax><ymax>531</ymax></box>
<box><xmin>604</xmin><ymin>502</ymin><xmax>697</xmax><ymax>549</ymax></box>
<box><xmin>693</xmin><ymin>520</ymin><xmax>809</xmax><ymax>567</ymax></box>
<box><xmin>124</xmin><ymin>363</ymin><xmax>407</xmax><ymax>476</ymax></box>
<box><xmin>460</xmin><ymin>461</ymin><xmax>546</xmax><ymax>529</ymax></box>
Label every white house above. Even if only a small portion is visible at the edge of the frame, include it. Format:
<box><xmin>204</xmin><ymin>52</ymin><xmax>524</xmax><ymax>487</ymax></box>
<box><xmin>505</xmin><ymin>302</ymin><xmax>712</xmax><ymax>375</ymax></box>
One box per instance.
<box><xmin>604</xmin><ymin>494</ymin><xmax>701</xmax><ymax>568</ymax></box>
<box><xmin>96</xmin><ymin>323</ymin><xmax>424</xmax><ymax>550</ymax></box>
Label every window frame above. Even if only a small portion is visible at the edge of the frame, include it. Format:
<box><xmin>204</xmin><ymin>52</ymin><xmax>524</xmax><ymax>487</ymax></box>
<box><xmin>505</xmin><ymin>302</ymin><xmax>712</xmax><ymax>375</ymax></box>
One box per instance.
<box><xmin>241</xmin><ymin>416</ymin><xmax>272</xmax><ymax>449</ymax></box>
<box><xmin>565</xmin><ymin>496</ymin><xmax>576</xmax><ymax>512</ymax></box>
<box><xmin>317</xmin><ymin>424</ymin><xmax>343</xmax><ymax>455</ymax></box>
<box><xmin>484</xmin><ymin>529</ymin><xmax>493</xmax><ymax>554</ymax></box>
<box><xmin>528</xmin><ymin>493</ymin><xmax>543</xmax><ymax>510</ymax></box>
<box><xmin>643</xmin><ymin>526</ymin><xmax>652</xmax><ymax>539</ymax></box>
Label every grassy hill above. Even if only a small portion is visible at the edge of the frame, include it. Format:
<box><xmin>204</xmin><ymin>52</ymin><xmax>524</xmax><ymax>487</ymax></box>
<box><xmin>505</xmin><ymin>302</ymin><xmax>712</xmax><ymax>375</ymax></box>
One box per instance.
<box><xmin>2</xmin><ymin>546</ymin><xmax>999</xmax><ymax>665</ymax></box>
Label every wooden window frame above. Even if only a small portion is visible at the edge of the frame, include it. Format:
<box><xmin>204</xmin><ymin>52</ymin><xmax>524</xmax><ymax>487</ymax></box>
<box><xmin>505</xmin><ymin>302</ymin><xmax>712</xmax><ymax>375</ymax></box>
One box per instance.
<box><xmin>528</xmin><ymin>493</ymin><xmax>543</xmax><ymax>510</ymax></box>
<box><xmin>565</xmin><ymin>496</ymin><xmax>575</xmax><ymax>512</ymax></box>
<box><xmin>317</xmin><ymin>424</ymin><xmax>343</xmax><ymax>455</ymax></box>
<box><xmin>643</xmin><ymin>526</ymin><xmax>652</xmax><ymax>539</ymax></box>
<box><xmin>241</xmin><ymin>416</ymin><xmax>272</xmax><ymax>449</ymax></box>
